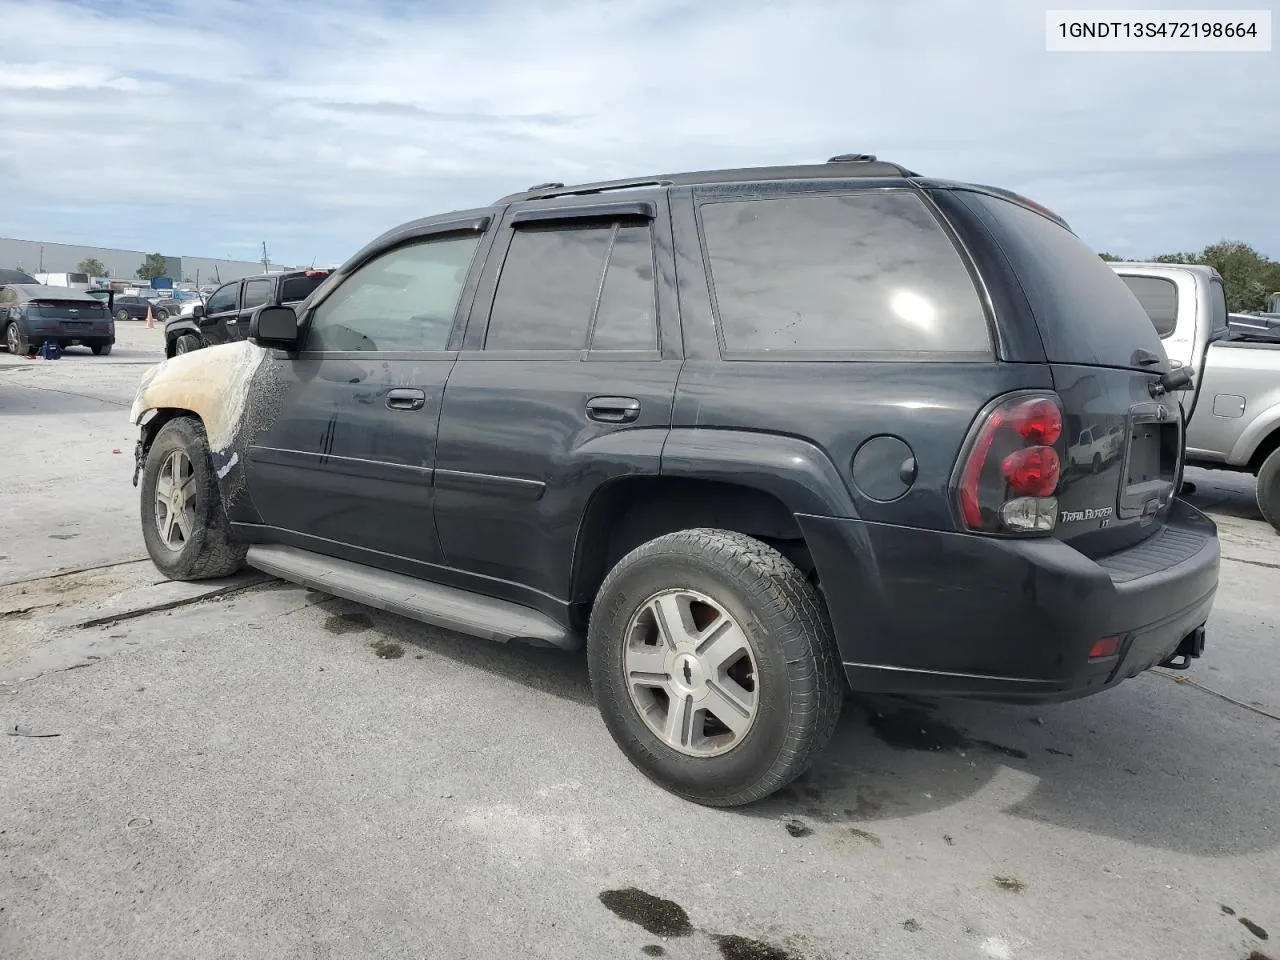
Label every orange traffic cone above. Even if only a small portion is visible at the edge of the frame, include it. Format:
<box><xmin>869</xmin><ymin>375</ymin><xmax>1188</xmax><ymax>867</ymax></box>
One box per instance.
<box><xmin>146</xmin><ymin>302</ymin><xmax>154</xmax><ymax>329</ymax></box>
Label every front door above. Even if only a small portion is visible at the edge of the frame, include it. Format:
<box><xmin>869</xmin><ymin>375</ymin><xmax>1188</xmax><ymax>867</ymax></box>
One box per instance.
<box><xmin>201</xmin><ymin>281</ymin><xmax>242</xmax><ymax>347</ymax></box>
<box><xmin>433</xmin><ymin>197</ymin><xmax>682</xmax><ymax>607</ymax></box>
<box><xmin>242</xmin><ymin>230</ymin><xmax>486</xmax><ymax>572</ymax></box>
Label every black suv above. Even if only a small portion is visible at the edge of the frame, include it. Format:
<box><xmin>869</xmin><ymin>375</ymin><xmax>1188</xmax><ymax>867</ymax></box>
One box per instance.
<box><xmin>128</xmin><ymin>156</ymin><xmax>1220</xmax><ymax>807</ymax></box>
<box><xmin>163</xmin><ymin>269</ymin><xmax>331</xmax><ymax>356</ymax></box>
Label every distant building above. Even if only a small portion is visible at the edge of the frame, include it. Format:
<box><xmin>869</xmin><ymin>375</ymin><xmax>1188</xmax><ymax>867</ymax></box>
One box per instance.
<box><xmin>0</xmin><ymin>236</ymin><xmax>297</xmax><ymax>286</ymax></box>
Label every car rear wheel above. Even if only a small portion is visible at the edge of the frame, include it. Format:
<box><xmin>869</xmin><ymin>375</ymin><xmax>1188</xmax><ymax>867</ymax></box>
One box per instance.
<box><xmin>91</xmin><ymin>344</ymin><xmax>112</xmax><ymax>356</ymax></box>
<box><xmin>140</xmin><ymin>417</ymin><xmax>247</xmax><ymax>581</ymax></box>
<box><xmin>587</xmin><ymin>528</ymin><xmax>843</xmax><ymax>807</ymax></box>
<box><xmin>155</xmin><ymin>309</ymin><xmax>169</xmax><ymax>321</ymax></box>
<box><xmin>1256</xmin><ymin>447</ymin><xmax>1280</xmax><ymax>533</ymax></box>
<box><xmin>115</xmin><ymin>309</ymin><xmax>129</xmax><ymax>323</ymax></box>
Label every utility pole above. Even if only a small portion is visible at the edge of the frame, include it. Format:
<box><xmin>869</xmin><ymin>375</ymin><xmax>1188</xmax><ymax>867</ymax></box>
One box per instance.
<box><xmin>261</xmin><ymin>242</ymin><xmax>270</xmax><ymax>273</ymax></box>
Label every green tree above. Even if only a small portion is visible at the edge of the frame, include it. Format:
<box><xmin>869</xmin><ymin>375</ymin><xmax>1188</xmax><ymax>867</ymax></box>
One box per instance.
<box><xmin>135</xmin><ymin>253</ymin><xmax>169</xmax><ymax>281</ymax></box>
<box><xmin>1195</xmin><ymin>241</ymin><xmax>1279</xmax><ymax>313</ymax></box>
<box><xmin>77</xmin><ymin>257</ymin><xmax>107</xmax><ymax>277</ymax></box>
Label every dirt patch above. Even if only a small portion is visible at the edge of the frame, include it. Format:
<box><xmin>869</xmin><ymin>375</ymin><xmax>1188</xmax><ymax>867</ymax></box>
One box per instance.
<box><xmin>993</xmin><ymin>876</ymin><xmax>1026</xmax><ymax>893</ymax></box>
<box><xmin>371</xmin><ymin>640</ymin><xmax>404</xmax><ymax>660</ymax></box>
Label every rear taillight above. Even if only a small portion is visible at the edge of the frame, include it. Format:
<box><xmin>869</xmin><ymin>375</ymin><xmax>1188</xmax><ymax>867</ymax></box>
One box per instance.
<box><xmin>956</xmin><ymin>392</ymin><xmax>1064</xmax><ymax>535</ymax></box>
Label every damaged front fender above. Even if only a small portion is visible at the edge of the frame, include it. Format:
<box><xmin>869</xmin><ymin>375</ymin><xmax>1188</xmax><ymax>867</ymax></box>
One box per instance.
<box><xmin>127</xmin><ymin>341</ymin><xmax>277</xmax><ymax>509</ymax></box>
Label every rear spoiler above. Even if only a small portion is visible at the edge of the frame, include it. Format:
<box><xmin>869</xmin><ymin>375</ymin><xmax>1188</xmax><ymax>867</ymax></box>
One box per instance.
<box><xmin>969</xmin><ymin>184</ymin><xmax>1073</xmax><ymax>232</ymax></box>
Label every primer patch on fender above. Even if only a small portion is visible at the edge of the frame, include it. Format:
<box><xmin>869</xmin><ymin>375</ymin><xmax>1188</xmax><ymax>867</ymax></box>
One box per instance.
<box><xmin>127</xmin><ymin>341</ymin><xmax>268</xmax><ymax>453</ymax></box>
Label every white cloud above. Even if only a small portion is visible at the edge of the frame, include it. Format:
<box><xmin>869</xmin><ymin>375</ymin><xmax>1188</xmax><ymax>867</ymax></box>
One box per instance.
<box><xmin>0</xmin><ymin>0</ymin><xmax>1275</xmax><ymax>265</ymax></box>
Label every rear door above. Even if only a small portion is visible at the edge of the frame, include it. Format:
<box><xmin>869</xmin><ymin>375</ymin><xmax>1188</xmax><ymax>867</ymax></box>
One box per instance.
<box><xmin>233</xmin><ymin>278</ymin><xmax>275</xmax><ymax>342</ymax></box>
<box><xmin>952</xmin><ymin>190</ymin><xmax>1182</xmax><ymax>554</ymax></box>
<box><xmin>432</xmin><ymin>197</ymin><xmax>681</xmax><ymax>608</ymax></box>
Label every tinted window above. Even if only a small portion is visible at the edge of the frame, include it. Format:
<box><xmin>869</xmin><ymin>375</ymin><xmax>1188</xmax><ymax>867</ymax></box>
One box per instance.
<box><xmin>1118</xmin><ymin>275</ymin><xmax>1178</xmax><ymax>337</ymax></box>
<box><xmin>486</xmin><ymin>223</ymin><xmax>613</xmax><ymax>350</ymax></box>
<box><xmin>589</xmin><ymin>224</ymin><xmax>658</xmax><ymax>351</ymax></box>
<box><xmin>242</xmin><ymin>279</ymin><xmax>274</xmax><ymax>309</ymax></box>
<box><xmin>307</xmin><ymin>235</ymin><xmax>479</xmax><ymax>352</ymax></box>
<box><xmin>700</xmin><ymin>192</ymin><xmax>990</xmax><ymax>356</ymax></box>
<box><xmin>1209</xmin><ymin>278</ymin><xmax>1229</xmax><ymax>339</ymax></box>
<box><xmin>280</xmin><ymin>273</ymin><xmax>327</xmax><ymax>304</ymax></box>
<box><xmin>206</xmin><ymin>284</ymin><xmax>239</xmax><ymax>314</ymax></box>
<box><xmin>960</xmin><ymin>192</ymin><xmax>1166</xmax><ymax>370</ymax></box>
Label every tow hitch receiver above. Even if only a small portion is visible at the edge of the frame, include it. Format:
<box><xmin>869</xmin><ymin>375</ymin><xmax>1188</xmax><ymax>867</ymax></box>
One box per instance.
<box><xmin>1159</xmin><ymin>625</ymin><xmax>1206</xmax><ymax>671</ymax></box>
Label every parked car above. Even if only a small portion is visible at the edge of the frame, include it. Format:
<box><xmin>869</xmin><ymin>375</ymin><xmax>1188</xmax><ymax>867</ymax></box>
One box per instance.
<box><xmin>1112</xmin><ymin>262</ymin><xmax>1280</xmax><ymax>530</ymax></box>
<box><xmin>112</xmin><ymin>295</ymin><xmax>172</xmax><ymax>322</ymax></box>
<box><xmin>1</xmin><ymin>283</ymin><xmax>115</xmax><ymax>355</ymax></box>
<box><xmin>129</xmin><ymin>155</ymin><xmax>1219</xmax><ymax>806</ymax></box>
<box><xmin>0</xmin><ymin>269</ymin><xmax>39</xmax><ymax>285</ymax></box>
<box><xmin>162</xmin><ymin>269</ymin><xmax>331</xmax><ymax>356</ymax></box>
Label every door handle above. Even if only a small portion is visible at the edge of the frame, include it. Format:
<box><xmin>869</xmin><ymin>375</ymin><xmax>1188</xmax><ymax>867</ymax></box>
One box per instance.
<box><xmin>386</xmin><ymin>388</ymin><xmax>427</xmax><ymax>411</ymax></box>
<box><xmin>586</xmin><ymin>396</ymin><xmax>641</xmax><ymax>424</ymax></box>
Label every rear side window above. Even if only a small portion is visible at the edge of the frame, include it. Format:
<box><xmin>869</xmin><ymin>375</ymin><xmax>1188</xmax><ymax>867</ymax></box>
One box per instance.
<box><xmin>486</xmin><ymin>223</ymin><xmax>613</xmax><ymax>350</ymax></box>
<box><xmin>589</xmin><ymin>224</ymin><xmax>658</xmax><ymax>351</ymax></box>
<box><xmin>698</xmin><ymin>191</ymin><xmax>991</xmax><ymax>358</ymax></box>
<box><xmin>1118</xmin><ymin>275</ymin><xmax>1178</xmax><ymax>337</ymax></box>
<box><xmin>281</xmin><ymin>273</ymin><xmax>327</xmax><ymax>303</ymax></box>
<box><xmin>485</xmin><ymin>220</ymin><xmax>659</xmax><ymax>352</ymax></box>
<box><xmin>242</xmin><ymin>279</ymin><xmax>274</xmax><ymax>309</ymax></box>
<box><xmin>959</xmin><ymin>192</ymin><xmax>1167</xmax><ymax>370</ymax></box>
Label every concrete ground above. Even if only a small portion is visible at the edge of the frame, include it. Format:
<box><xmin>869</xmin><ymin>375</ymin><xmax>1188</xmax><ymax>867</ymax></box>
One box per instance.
<box><xmin>2</xmin><ymin>323</ymin><xmax>1277</xmax><ymax>960</ymax></box>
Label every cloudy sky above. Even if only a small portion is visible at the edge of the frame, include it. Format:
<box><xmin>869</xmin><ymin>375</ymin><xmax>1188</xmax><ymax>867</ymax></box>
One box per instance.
<box><xmin>0</xmin><ymin>0</ymin><xmax>1275</xmax><ymax>267</ymax></box>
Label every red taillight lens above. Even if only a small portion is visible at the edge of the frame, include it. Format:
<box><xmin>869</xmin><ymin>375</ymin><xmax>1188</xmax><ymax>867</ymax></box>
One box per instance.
<box><xmin>956</xmin><ymin>393</ymin><xmax>1065</xmax><ymax>535</ymax></box>
<box><xmin>1008</xmin><ymin>398</ymin><xmax>1063</xmax><ymax>446</ymax></box>
<box><xmin>1001</xmin><ymin>446</ymin><xmax>1060</xmax><ymax>497</ymax></box>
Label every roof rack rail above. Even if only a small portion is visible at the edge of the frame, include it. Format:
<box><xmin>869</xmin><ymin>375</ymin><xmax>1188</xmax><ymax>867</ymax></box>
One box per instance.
<box><xmin>527</xmin><ymin>181</ymin><xmax>565</xmax><ymax>191</ymax></box>
<box><xmin>496</xmin><ymin>158</ymin><xmax>919</xmax><ymax>204</ymax></box>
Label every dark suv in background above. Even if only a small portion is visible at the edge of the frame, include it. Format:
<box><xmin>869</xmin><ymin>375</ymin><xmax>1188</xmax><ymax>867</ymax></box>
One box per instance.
<box><xmin>129</xmin><ymin>154</ymin><xmax>1220</xmax><ymax>807</ymax></box>
<box><xmin>163</xmin><ymin>269</ymin><xmax>331</xmax><ymax>356</ymax></box>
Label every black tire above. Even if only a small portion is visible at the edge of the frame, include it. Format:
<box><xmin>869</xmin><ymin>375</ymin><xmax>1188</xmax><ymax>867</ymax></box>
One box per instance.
<box><xmin>1256</xmin><ymin>448</ymin><xmax>1280</xmax><ymax>533</ymax></box>
<box><xmin>1091</xmin><ymin>453</ymin><xmax>1102</xmax><ymax>474</ymax></box>
<box><xmin>156</xmin><ymin>309</ymin><xmax>169</xmax><ymax>321</ymax></box>
<box><xmin>5</xmin><ymin>320</ymin><xmax>31</xmax><ymax>356</ymax></box>
<box><xmin>139</xmin><ymin>417</ymin><xmax>247</xmax><ymax>580</ymax></box>
<box><xmin>587</xmin><ymin>528</ymin><xmax>843</xmax><ymax>807</ymax></box>
<box><xmin>174</xmin><ymin>334</ymin><xmax>201</xmax><ymax>355</ymax></box>
<box><xmin>91</xmin><ymin>343</ymin><xmax>112</xmax><ymax>356</ymax></box>
<box><xmin>116</xmin><ymin>309</ymin><xmax>130</xmax><ymax>323</ymax></box>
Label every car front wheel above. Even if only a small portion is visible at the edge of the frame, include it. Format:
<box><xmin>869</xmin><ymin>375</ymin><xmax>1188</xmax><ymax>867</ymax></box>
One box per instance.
<box><xmin>140</xmin><ymin>417</ymin><xmax>247</xmax><ymax>580</ymax></box>
<box><xmin>174</xmin><ymin>334</ymin><xmax>201</xmax><ymax>355</ymax></box>
<box><xmin>587</xmin><ymin>528</ymin><xmax>843</xmax><ymax>807</ymax></box>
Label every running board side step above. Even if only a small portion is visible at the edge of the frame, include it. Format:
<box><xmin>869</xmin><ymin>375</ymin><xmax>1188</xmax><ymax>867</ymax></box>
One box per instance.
<box><xmin>245</xmin><ymin>544</ymin><xmax>579</xmax><ymax>651</ymax></box>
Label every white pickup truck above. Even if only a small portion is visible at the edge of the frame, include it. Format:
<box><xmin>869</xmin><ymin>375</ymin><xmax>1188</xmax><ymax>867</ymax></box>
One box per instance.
<box><xmin>1112</xmin><ymin>262</ymin><xmax>1280</xmax><ymax>531</ymax></box>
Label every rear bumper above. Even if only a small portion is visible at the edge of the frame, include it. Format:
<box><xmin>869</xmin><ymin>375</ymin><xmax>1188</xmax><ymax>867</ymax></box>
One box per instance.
<box><xmin>798</xmin><ymin>498</ymin><xmax>1220</xmax><ymax>703</ymax></box>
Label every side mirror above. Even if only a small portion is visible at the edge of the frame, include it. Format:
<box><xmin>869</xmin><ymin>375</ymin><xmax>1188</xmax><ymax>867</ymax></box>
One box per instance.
<box><xmin>190</xmin><ymin>303</ymin><xmax>205</xmax><ymax>319</ymax></box>
<box><xmin>249</xmin><ymin>305</ymin><xmax>300</xmax><ymax>348</ymax></box>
